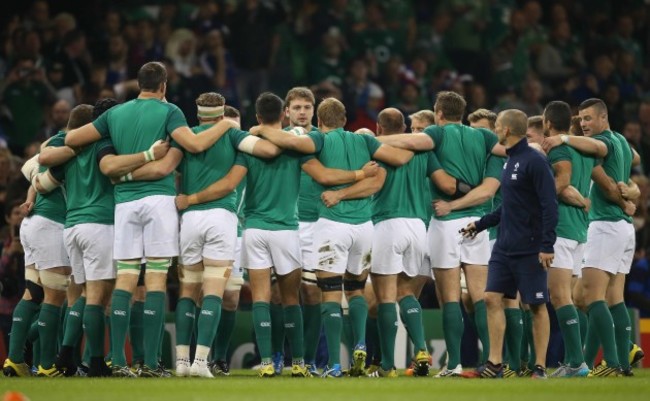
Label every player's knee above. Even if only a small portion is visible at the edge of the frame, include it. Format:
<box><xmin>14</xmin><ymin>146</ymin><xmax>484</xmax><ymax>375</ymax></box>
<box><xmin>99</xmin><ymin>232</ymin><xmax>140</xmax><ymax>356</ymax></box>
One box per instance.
<box><xmin>343</xmin><ymin>278</ymin><xmax>366</xmax><ymax>292</ymax></box>
<box><xmin>484</xmin><ymin>292</ymin><xmax>502</xmax><ymax>309</ymax></box>
<box><xmin>39</xmin><ymin>270</ymin><xmax>70</xmax><ymax>292</ymax></box>
<box><xmin>26</xmin><ymin>280</ymin><xmax>44</xmax><ymax>304</ymax></box>
<box><xmin>204</xmin><ymin>265</ymin><xmax>231</xmax><ymax>280</ymax></box>
<box><xmin>317</xmin><ymin>276</ymin><xmax>343</xmax><ymax>292</ymax></box>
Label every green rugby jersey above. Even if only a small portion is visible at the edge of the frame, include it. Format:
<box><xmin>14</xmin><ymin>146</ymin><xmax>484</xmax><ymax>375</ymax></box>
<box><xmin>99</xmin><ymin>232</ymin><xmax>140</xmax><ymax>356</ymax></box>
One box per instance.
<box><xmin>425</xmin><ymin>123</ymin><xmax>498</xmax><ymax>221</ymax></box>
<box><xmin>235</xmin><ymin>178</ymin><xmax>246</xmax><ymax>237</ymax></box>
<box><xmin>308</xmin><ymin>128</ymin><xmax>381</xmax><ymax>224</ymax></box>
<box><xmin>613</xmin><ymin>130</ymin><xmax>634</xmax><ymax>224</ymax></box>
<box><xmin>372</xmin><ymin>151</ymin><xmax>430</xmax><ymax>225</ymax></box>
<box><xmin>483</xmin><ymin>155</ymin><xmax>505</xmax><ymax>241</ymax></box>
<box><xmin>548</xmin><ymin>145</ymin><xmax>595</xmax><ymax>243</ymax></box>
<box><xmin>179</xmin><ymin>125</ymin><xmax>248</xmax><ymax>214</ymax></box>
<box><xmin>292</xmin><ymin>126</ymin><xmax>321</xmax><ymax>223</ymax></box>
<box><xmin>33</xmin><ymin>131</ymin><xmax>67</xmax><ymax>224</ymax></box>
<box><xmin>93</xmin><ymin>98</ymin><xmax>187</xmax><ymax>203</ymax></box>
<box><xmin>589</xmin><ymin>130</ymin><xmax>628</xmax><ymax>223</ymax></box>
<box><xmin>235</xmin><ymin>152</ymin><xmax>303</xmax><ymax>231</ymax></box>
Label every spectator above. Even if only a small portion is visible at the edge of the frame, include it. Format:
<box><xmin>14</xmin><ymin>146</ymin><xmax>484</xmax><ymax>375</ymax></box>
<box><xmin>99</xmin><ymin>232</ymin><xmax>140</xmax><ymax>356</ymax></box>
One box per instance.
<box><xmin>165</xmin><ymin>29</ymin><xmax>198</xmax><ymax>79</ymax></box>
<box><xmin>0</xmin><ymin>198</ymin><xmax>26</xmax><ymax>354</ymax></box>
<box><xmin>509</xmin><ymin>77</ymin><xmax>544</xmax><ymax>116</ymax></box>
<box><xmin>536</xmin><ymin>21</ymin><xmax>585</xmax><ymax>87</ymax></box>
<box><xmin>309</xmin><ymin>31</ymin><xmax>346</xmax><ymax>87</ymax></box>
<box><xmin>41</xmin><ymin>99</ymin><xmax>71</xmax><ymax>140</ymax></box>
<box><xmin>51</xmin><ymin>29</ymin><xmax>91</xmax><ymax>104</ymax></box>
<box><xmin>128</xmin><ymin>18</ymin><xmax>165</xmax><ymax>70</ymax></box>
<box><xmin>0</xmin><ymin>57</ymin><xmax>56</xmax><ymax>154</ymax></box>
<box><xmin>106</xmin><ymin>34</ymin><xmax>129</xmax><ymax>87</ymax></box>
<box><xmin>198</xmin><ymin>29</ymin><xmax>238</xmax><ymax>107</ymax></box>
<box><xmin>626</xmin><ymin>243</ymin><xmax>650</xmax><ymax>317</ymax></box>
<box><xmin>352</xmin><ymin>1</ymin><xmax>403</xmax><ymax>77</ymax></box>
<box><xmin>613</xmin><ymin>15</ymin><xmax>643</xmax><ymax>71</ymax></box>
<box><xmin>341</xmin><ymin>57</ymin><xmax>384</xmax><ymax>131</ymax></box>
<box><xmin>395</xmin><ymin>81</ymin><xmax>427</xmax><ymax>116</ymax></box>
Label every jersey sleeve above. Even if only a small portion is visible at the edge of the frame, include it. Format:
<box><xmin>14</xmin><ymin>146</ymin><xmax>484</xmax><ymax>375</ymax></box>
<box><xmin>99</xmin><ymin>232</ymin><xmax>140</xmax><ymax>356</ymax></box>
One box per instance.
<box><xmin>92</xmin><ymin>111</ymin><xmax>110</xmax><ymax>138</ymax></box>
<box><xmin>479</xmin><ymin>128</ymin><xmax>498</xmax><ymax>155</ymax></box>
<box><xmin>362</xmin><ymin>133</ymin><xmax>382</xmax><ymax>156</ymax></box>
<box><xmin>427</xmin><ymin>151</ymin><xmax>442</xmax><ymax>175</ymax></box>
<box><xmin>300</xmin><ymin>154</ymin><xmax>316</xmax><ymax>166</ymax></box>
<box><xmin>47</xmin><ymin>132</ymin><xmax>66</xmax><ymax>148</ymax></box>
<box><xmin>548</xmin><ymin>146</ymin><xmax>572</xmax><ymax>165</ymax></box>
<box><xmin>165</xmin><ymin>105</ymin><xmax>188</xmax><ymax>135</ymax></box>
<box><xmin>234</xmin><ymin>152</ymin><xmax>249</xmax><ymax>168</ymax></box>
<box><xmin>485</xmin><ymin>156</ymin><xmax>505</xmax><ymax>180</ymax></box>
<box><xmin>423</xmin><ymin>125</ymin><xmax>443</xmax><ymax>148</ymax></box>
<box><xmin>307</xmin><ymin>131</ymin><xmax>324</xmax><ymax>153</ymax></box>
<box><xmin>228</xmin><ymin>128</ymin><xmax>250</xmax><ymax>149</ymax></box>
<box><xmin>96</xmin><ymin>138</ymin><xmax>117</xmax><ymax>163</ymax></box>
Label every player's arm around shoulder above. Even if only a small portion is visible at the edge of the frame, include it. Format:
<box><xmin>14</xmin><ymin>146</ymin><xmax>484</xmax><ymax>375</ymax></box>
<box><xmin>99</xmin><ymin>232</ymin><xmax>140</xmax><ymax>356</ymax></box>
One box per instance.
<box><xmin>176</xmin><ymin>164</ymin><xmax>247</xmax><ymax>211</ymax></box>
<box><xmin>321</xmin><ymin>167</ymin><xmax>386</xmax><ymax>208</ymax></box>
<box><xmin>302</xmin><ymin>157</ymin><xmax>379</xmax><ymax>186</ymax></box>
<box><xmin>65</xmin><ymin>121</ymin><xmax>103</xmax><ymax>148</ymax></box>
<box><xmin>172</xmin><ymin>119</ymin><xmax>237</xmax><ymax>154</ymax></box>
<box><xmin>250</xmin><ymin>125</ymin><xmax>317</xmax><ymax>154</ymax></box>
<box><xmin>128</xmin><ymin>147</ymin><xmax>184</xmax><ymax>182</ymax></box>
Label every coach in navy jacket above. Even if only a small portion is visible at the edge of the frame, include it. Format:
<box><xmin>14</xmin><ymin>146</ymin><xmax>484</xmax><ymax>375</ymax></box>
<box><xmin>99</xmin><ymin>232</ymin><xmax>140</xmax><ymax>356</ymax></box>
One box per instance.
<box><xmin>462</xmin><ymin>109</ymin><xmax>558</xmax><ymax>378</ymax></box>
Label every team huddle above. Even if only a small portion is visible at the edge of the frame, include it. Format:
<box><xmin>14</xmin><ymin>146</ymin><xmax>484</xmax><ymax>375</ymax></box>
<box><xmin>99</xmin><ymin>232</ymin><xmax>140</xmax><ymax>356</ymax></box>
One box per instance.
<box><xmin>2</xmin><ymin>61</ymin><xmax>645</xmax><ymax>379</ymax></box>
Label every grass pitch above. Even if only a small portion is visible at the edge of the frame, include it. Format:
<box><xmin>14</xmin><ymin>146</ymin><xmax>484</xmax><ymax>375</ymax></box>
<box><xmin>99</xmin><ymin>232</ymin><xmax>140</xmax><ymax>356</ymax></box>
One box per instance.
<box><xmin>1</xmin><ymin>369</ymin><xmax>649</xmax><ymax>401</ymax></box>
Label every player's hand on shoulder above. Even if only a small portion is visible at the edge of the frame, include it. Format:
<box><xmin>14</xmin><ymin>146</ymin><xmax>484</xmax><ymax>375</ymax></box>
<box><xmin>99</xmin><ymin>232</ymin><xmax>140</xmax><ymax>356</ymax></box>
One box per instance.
<box><xmin>249</xmin><ymin>125</ymin><xmax>262</xmax><ymax>136</ymax></box>
<box><xmin>361</xmin><ymin>161</ymin><xmax>379</xmax><ymax>177</ymax></box>
<box><xmin>542</xmin><ymin>136</ymin><xmax>562</xmax><ymax>153</ymax></box>
<box><xmin>175</xmin><ymin>194</ymin><xmax>189</xmax><ymax>211</ymax></box>
<box><xmin>152</xmin><ymin>140</ymin><xmax>170</xmax><ymax>160</ymax></box>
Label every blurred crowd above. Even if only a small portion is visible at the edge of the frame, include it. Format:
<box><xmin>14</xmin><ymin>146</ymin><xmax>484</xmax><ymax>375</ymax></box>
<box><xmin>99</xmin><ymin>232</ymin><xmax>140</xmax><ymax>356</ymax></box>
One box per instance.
<box><xmin>1</xmin><ymin>0</ymin><xmax>650</xmax><ymax>321</ymax></box>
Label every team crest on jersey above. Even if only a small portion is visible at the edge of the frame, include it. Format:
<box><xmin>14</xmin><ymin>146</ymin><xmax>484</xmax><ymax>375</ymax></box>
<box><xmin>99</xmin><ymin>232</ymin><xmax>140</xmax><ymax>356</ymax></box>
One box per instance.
<box><xmin>511</xmin><ymin>174</ymin><xmax>517</xmax><ymax>180</ymax></box>
<box><xmin>514</xmin><ymin>162</ymin><xmax>520</xmax><ymax>172</ymax></box>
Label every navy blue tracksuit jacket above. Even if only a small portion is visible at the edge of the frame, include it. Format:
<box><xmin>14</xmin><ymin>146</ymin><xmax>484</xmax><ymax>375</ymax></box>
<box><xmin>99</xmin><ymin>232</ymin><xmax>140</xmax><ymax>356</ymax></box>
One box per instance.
<box><xmin>475</xmin><ymin>139</ymin><xmax>558</xmax><ymax>255</ymax></box>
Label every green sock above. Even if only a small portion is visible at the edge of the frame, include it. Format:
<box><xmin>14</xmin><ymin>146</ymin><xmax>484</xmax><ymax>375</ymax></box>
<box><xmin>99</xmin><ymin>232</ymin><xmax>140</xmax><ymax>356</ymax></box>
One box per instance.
<box><xmin>38</xmin><ymin>303</ymin><xmax>62</xmax><ymax>368</ymax></box>
<box><xmin>196</xmin><ymin>296</ymin><xmax>223</xmax><ymax>347</ymax></box>
<box><xmin>321</xmin><ymin>302</ymin><xmax>342</xmax><ymax>366</ymax></box>
<box><xmin>587</xmin><ymin>301</ymin><xmax>618</xmax><ymax>367</ymax></box>
<box><xmin>175</xmin><ymin>298</ymin><xmax>196</xmax><ymax>347</ymax></box>
<box><xmin>524</xmin><ymin>310</ymin><xmax>535</xmax><ymax>370</ymax></box>
<box><xmin>27</xmin><ymin>319</ymin><xmax>39</xmax><ymax>349</ymax></box>
<box><xmin>377</xmin><ymin>303</ymin><xmax>397</xmax><ymax>370</ymax></box>
<box><xmin>62</xmin><ymin>296</ymin><xmax>86</xmax><ymax>347</ymax></box>
<box><xmin>143</xmin><ymin>291</ymin><xmax>165</xmax><ymax>369</ymax></box>
<box><xmin>473</xmin><ymin>300</ymin><xmax>490</xmax><ymax>364</ymax></box>
<box><xmin>83</xmin><ymin>305</ymin><xmax>106</xmax><ymax>358</ymax></box>
<box><xmin>583</xmin><ymin>318</ymin><xmax>599</xmax><ymax>369</ymax></box>
<box><xmin>270</xmin><ymin>303</ymin><xmax>285</xmax><ymax>355</ymax></box>
<box><xmin>32</xmin><ymin>338</ymin><xmax>40</xmax><ymax>368</ymax></box>
<box><xmin>213</xmin><ymin>309</ymin><xmax>236</xmax><ymax>361</ymax></box>
<box><xmin>58</xmin><ymin>300</ymin><xmax>68</xmax><ymax>349</ymax></box>
<box><xmin>610</xmin><ymin>302</ymin><xmax>631</xmax><ymax>369</ymax></box>
<box><xmin>252</xmin><ymin>302</ymin><xmax>272</xmax><ymax>362</ymax></box>
<box><xmin>129</xmin><ymin>301</ymin><xmax>145</xmax><ymax>362</ymax></box>
<box><xmin>158</xmin><ymin>317</ymin><xmax>165</xmax><ymax>362</ymax></box>
<box><xmin>556</xmin><ymin>304</ymin><xmax>584</xmax><ymax>368</ymax></box>
<box><xmin>7</xmin><ymin>299</ymin><xmax>40</xmax><ymax>363</ymax></box>
<box><xmin>82</xmin><ymin>340</ymin><xmax>90</xmax><ymax>366</ymax></box>
<box><xmin>366</xmin><ymin>317</ymin><xmax>381</xmax><ymax>362</ymax></box>
<box><xmin>302</xmin><ymin>304</ymin><xmax>321</xmax><ymax>364</ymax></box>
<box><xmin>398</xmin><ymin>296</ymin><xmax>426</xmax><ymax>350</ymax></box>
<box><xmin>577</xmin><ymin>309</ymin><xmax>588</xmax><ymax>346</ymax></box>
<box><xmin>442</xmin><ymin>302</ymin><xmax>463</xmax><ymax>368</ymax></box>
<box><xmin>520</xmin><ymin>310</ymin><xmax>529</xmax><ymax>366</ymax></box>
<box><xmin>105</xmin><ymin>314</ymin><xmax>112</xmax><ymax>362</ymax></box>
<box><xmin>110</xmin><ymin>289</ymin><xmax>132</xmax><ymax>367</ymax></box>
<box><xmin>284</xmin><ymin>305</ymin><xmax>304</xmax><ymax>361</ymax></box>
<box><xmin>347</xmin><ymin>296</ymin><xmax>368</xmax><ymax>346</ymax></box>
<box><xmin>504</xmin><ymin>308</ymin><xmax>522</xmax><ymax>371</ymax></box>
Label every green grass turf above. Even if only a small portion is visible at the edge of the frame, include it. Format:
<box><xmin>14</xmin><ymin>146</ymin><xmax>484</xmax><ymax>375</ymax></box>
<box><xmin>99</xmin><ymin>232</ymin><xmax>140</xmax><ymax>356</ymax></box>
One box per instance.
<box><xmin>1</xmin><ymin>369</ymin><xmax>650</xmax><ymax>401</ymax></box>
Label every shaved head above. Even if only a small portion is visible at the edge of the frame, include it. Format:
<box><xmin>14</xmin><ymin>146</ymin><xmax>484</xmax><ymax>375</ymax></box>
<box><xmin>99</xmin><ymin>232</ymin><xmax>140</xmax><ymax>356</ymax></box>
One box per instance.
<box><xmin>377</xmin><ymin>108</ymin><xmax>405</xmax><ymax>135</ymax></box>
<box><xmin>498</xmin><ymin>109</ymin><xmax>528</xmax><ymax>137</ymax></box>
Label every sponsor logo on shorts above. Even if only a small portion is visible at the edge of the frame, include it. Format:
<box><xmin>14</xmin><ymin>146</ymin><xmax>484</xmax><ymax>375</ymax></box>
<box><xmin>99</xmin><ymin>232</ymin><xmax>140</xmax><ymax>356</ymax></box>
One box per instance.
<box><xmin>535</xmin><ymin>292</ymin><xmax>543</xmax><ymax>299</ymax></box>
<box><xmin>260</xmin><ymin>321</ymin><xmax>271</xmax><ymax>327</ymax></box>
<box><xmin>114</xmin><ymin>310</ymin><xmax>127</xmax><ymax>316</ymax></box>
<box><xmin>144</xmin><ymin>309</ymin><xmax>156</xmax><ymax>316</ymax></box>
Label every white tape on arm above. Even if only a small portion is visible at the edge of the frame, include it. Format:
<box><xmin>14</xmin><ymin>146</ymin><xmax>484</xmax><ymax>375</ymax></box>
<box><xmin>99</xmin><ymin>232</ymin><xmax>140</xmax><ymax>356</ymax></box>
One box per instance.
<box><xmin>21</xmin><ymin>155</ymin><xmax>40</xmax><ymax>181</ymax></box>
<box><xmin>238</xmin><ymin>136</ymin><xmax>260</xmax><ymax>154</ymax></box>
<box><xmin>33</xmin><ymin>171</ymin><xmax>61</xmax><ymax>193</ymax></box>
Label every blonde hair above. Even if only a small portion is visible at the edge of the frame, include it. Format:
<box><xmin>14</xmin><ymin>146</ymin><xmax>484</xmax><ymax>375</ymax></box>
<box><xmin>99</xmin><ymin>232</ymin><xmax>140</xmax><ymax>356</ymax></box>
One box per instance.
<box><xmin>317</xmin><ymin>98</ymin><xmax>346</xmax><ymax>128</ymax></box>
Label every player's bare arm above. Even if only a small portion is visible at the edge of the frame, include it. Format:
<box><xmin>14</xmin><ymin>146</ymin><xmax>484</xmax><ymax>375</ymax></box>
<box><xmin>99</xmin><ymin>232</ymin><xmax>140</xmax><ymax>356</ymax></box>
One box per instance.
<box><xmin>372</xmin><ymin>145</ymin><xmax>414</xmax><ymax>167</ymax></box>
<box><xmin>543</xmin><ymin>134</ymin><xmax>607</xmax><ymax>158</ymax></box>
<box><xmin>176</xmin><ymin>165</ymin><xmax>247</xmax><ymax>211</ymax></box>
<box><xmin>552</xmin><ymin>160</ymin><xmax>572</xmax><ymax>195</ymax></box>
<box><xmin>559</xmin><ymin>185</ymin><xmax>591</xmax><ymax>212</ymax></box>
<box><xmin>321</xmin><ymin>168</ymin><xmax>386</xmax><ymax>208</ymax></box>
<box><xmin>99</xmin><ymin>140</ymin><xmax>170</xmax><ymax>178</ymax></box>
<box><xmin>249</xmin><ymin>125</ymin><xmax>316</xmax><ymax>154</ymax></box>
<box><xmin>434</xmin><ymin>177</ymin><xmax>500</xmax><ymax>217</ymax></box>
<box><xmin>171</xmin><ymin>118</ymin><xmax>238</xmax><ymax>154</ymax></box>
<box><xmin>591</xmin><ymin>165</ymin><xmax>635</xmax><ymax>215</ymax></box>
<box><xmin>65</xmin><ymin>122</ymin><xmax>102</xmax><ymax>148</ymax></box>
<box><xmin>618</xmin><ymin>180</ymin><xmax>641</xmax><ymax>201</ymax></box>
<box><xmin>302</xmin><ymin>159</ymin><xmax>379</xmax><ymax>186</ymax></box>
<box><xmin>375</xmin><ymin>133</ymin><xmax>433</xmax><ymax>151</ymax></box>
<box><xmin>126</xmin><ymin>147</ymin><xmax>184</xmax><ymax>182</ymax></box>
<box><xmin>38</xmin><ymin>145</ymin><xmax>77</xmax><ymax>167</ymax></box>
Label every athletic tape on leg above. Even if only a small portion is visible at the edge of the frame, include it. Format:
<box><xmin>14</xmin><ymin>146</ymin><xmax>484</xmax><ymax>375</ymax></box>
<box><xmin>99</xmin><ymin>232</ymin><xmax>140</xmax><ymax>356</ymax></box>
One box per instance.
<box><xmin>39</xmin><ymin>269</ymin><xmax>70</xmax><ymax>291</ymax></box>
<box><xmin>117</xmin><ymin>260</ymin><xmax>141</xmax><ymax>275</ymax></box>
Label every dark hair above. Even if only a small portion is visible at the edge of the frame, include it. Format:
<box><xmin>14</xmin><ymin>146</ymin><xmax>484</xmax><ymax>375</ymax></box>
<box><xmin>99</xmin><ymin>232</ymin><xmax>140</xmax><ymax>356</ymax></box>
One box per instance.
<box><xmin>4</xmin><ymin>198</ymin><xmax>23</xmax><ymax>218</ymax></box>
<box><xmin>93</xmin><ymin>98</ymin><xmax>118</xmax><ymax>119</ymax></box>
<box><xmin>434</xmin><ymin>91</ymin><xmax>466</xmax><ymax>121</ymax></box>
<box><xmin>137</xmin><ymin>62</ymin><xmax>167</xmax><ymax>92</ymax></box>
<box><xmin>255</xmin><ymin>92</ymin><xmax>284</xmax><ymax>124</ymax></box>
<box><xmin>196</xmin><ymin>92</ymin><xmax>225</xmax><ymax>107</ymax></box>
<box><xmin>543</xmin><ymin>101</ymin><xmax>571</xmax><ymax>132</ymax></box>
<box><xmin>62</xmin><ymin>29</ymin><xmax>84</xmax><ymax>47</ymax></box>
<box><xmin>377</xmin><ymin>109</ymin><xmax>404</xmax><ymax>134</ymax></box>
<box><xmin>224</xmin><ymin>105</ymin><xmax>240</xmax><ymax>118</ymax></box>
<box><xmin>67</xmin><ymin>104</ymin><xmax>94</xmax><ymax>130</ymax></box>
<box><xmin>285</xmin><ymin>87</ymin><xmax>315</xmax><ymax>108</ymax></box>
<box><xmin>578</xmin><ymin>98</ymin><xmax>607</xmax><ymax>114</ymax></box>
